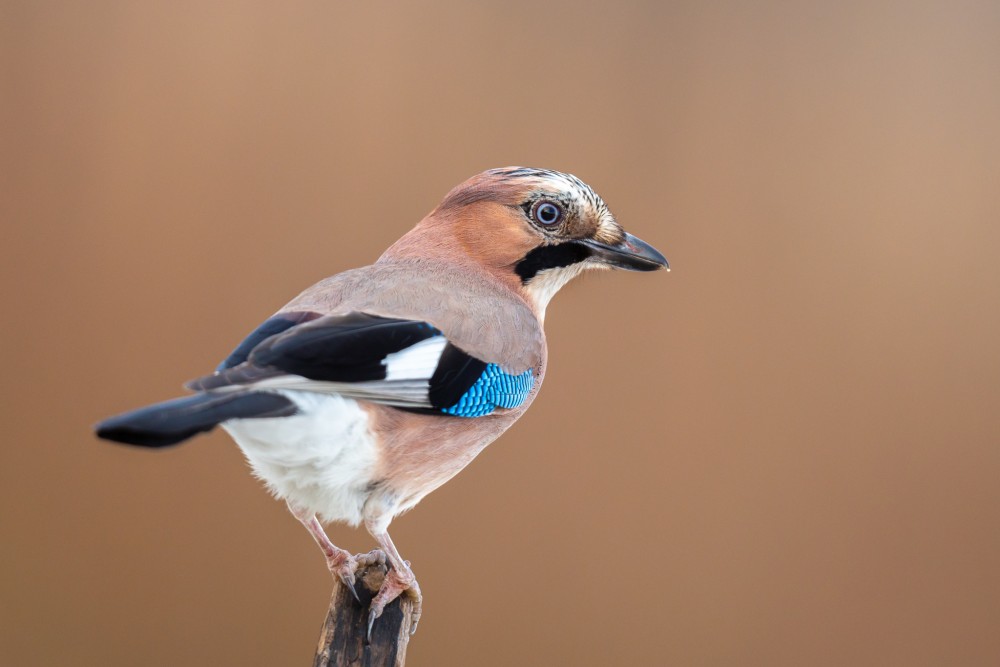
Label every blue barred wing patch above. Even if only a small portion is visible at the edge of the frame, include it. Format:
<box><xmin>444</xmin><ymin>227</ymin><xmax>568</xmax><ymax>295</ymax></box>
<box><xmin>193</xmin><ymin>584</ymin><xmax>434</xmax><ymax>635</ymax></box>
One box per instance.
<box><xmin>442</xmin><ymin>364</ymin><xmax>534</xmax><ymax>417</ymax></box>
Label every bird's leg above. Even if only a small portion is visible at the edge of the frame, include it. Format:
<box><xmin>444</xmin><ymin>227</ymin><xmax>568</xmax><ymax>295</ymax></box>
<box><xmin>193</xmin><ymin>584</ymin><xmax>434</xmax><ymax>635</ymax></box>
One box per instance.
<box><xmin>286</xmin><ymin>502</ymin><xmax>384</xmax><ymax>602</ymax></box>
<box><xmin>365</xmin><ymin>519</ymin><xmax>422</xmax><ymax>639</ymax></box>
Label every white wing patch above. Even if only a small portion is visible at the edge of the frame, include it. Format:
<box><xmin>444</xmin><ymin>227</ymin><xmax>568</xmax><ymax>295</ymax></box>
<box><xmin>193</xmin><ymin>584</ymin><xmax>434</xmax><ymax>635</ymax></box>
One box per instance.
<box><xmin>383</xmin><ymin>335</ymin><xmax>447</xmax><ymax>380</ymax></box>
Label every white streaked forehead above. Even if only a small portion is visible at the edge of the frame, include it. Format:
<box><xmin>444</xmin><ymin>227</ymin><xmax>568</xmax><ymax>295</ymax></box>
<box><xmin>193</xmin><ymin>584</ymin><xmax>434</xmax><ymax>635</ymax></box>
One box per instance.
<box><xmin>489</xmin><ymin>167</ymin><xmax>605</xmax><ymax>208</ymax></box>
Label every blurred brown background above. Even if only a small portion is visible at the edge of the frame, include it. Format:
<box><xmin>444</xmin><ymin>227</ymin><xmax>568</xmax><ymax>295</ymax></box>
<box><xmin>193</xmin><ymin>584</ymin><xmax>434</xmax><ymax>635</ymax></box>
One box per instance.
<box><xmin>3</xmin><ymin>1</ymin><xmax>999</xmax><ymax>665</ymax></box>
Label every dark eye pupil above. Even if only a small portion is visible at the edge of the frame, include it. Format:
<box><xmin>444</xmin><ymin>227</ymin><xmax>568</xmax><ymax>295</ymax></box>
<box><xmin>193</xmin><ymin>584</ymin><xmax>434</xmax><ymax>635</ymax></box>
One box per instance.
<box><xmin>537</xmin><ymin>203</ymin><xmax>560</xmax><ymax>224</ymax></box>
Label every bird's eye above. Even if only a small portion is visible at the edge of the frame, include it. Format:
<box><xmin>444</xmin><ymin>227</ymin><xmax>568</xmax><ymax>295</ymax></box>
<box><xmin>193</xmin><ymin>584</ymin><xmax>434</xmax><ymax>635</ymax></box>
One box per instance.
<box><xmin>532</xmin><ymin>201</ymin><xmax>563</xmax><ymax>226</ymax></box>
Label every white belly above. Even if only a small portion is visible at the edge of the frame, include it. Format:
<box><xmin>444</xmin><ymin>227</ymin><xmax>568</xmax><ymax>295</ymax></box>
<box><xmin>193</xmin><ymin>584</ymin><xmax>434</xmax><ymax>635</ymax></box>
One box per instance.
<box><xmin>221</xmin><ymin>391</ymin><xmax>379</xmax><ymax>526</ymax></box>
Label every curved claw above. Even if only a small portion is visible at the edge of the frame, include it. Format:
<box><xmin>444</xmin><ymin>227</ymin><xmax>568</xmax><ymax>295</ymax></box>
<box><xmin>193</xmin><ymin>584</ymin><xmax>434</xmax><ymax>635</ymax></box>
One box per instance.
<box><xmin>328</xmin><ymin>557</ymin><xmax>361</xmax><ymax>604</ymax></box>
<box><xmin>339</xmin><ymin>572</ymin><xmax>360</xmax><ymax>603</ymax></box>
<box><xmin>367</xmin><ymin>609</ymin><xmax>378</xmax><ymax>643</ymax></box>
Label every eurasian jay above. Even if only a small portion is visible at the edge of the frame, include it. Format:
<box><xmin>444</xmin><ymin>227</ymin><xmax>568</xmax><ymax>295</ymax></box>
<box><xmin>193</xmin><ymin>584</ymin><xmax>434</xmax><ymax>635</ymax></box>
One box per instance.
<box><xmin>96</xmin><ymin>167</ymin><xmax>668</xmax><ymax>636</ymax></box>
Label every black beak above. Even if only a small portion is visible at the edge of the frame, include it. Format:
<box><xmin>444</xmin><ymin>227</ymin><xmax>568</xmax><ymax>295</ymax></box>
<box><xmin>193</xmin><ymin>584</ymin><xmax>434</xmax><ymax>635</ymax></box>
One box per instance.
<box><xmin>579</xmin><ymin>232</ymin><xmax>669</xmax><ymax>271</ymax></box>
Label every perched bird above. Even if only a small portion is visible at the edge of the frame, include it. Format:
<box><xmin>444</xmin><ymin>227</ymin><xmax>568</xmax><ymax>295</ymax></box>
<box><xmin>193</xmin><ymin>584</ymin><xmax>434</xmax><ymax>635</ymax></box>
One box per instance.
<box><xmin>96</xmin><ymin>167</ymin><xmax>667</xmax><ymax>636</ymax></box>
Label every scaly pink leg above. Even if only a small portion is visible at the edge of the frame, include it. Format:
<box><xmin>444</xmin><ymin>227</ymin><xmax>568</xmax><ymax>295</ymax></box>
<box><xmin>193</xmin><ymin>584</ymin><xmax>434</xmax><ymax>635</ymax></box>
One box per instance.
<box><xmin>286</xmin><ymin>502</ymin><xmax>384</xmax><ymax>602</ymax></box>
<box><xmin>365</xmin><ymin>520</ymin><xmax>422</xmax><ymax>639</ymax></box>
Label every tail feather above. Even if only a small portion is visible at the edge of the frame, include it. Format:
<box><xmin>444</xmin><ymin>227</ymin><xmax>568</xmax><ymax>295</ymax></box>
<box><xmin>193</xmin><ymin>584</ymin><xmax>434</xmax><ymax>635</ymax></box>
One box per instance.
<box><xmin>95</xmin><ymin>391</ymin><xmax>297</xmax><ymax>448</ymax></box>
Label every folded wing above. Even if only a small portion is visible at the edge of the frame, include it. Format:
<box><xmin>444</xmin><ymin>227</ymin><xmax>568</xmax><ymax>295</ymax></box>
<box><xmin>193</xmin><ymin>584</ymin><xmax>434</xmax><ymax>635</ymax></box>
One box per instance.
<box><xmin>188</xmin><ymin>312</ymin><xmax>534</xmax><ymax>416</ymax></box>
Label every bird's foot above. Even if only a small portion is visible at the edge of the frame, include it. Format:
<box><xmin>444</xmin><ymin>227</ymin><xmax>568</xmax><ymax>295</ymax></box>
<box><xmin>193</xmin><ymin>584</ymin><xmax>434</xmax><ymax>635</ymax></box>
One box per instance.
<box><xmin>326</xmin><ymin>549</ymin><xmax>386</xmax><ymax>603</ymax></box>
<box><xmin>367</xmin><ymin>561</ymin><xmax>422</xmax><ymax>640</ymax></box>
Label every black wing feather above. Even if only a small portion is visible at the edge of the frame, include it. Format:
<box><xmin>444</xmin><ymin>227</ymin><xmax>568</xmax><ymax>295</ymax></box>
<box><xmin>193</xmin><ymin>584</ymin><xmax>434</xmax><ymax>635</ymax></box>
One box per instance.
<box><xmin>427</xmin><ymin>344</ymin><xmax>488</xmax><ymax>409</ymax></box>
<box><xmin>249</xmin><ymin>313</ymin><xmax>442</xmax><ymax>383</ymax></box>
<box><xmin>217</xmin><ymin>311</ymin><xmax>322</xmax><ymax>371</ymax></box>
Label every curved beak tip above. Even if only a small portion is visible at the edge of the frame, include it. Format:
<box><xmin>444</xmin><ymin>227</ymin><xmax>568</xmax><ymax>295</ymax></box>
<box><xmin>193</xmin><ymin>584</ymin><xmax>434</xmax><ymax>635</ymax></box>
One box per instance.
<box><xmin>619</xmin><ymin>232</ymin><xmax>669</xmax><ymax>272</ymax></box>
<box><xmin>578</xmin><ymin>232</ymin><xmax>669</xmax><ymax>272</ymax></box>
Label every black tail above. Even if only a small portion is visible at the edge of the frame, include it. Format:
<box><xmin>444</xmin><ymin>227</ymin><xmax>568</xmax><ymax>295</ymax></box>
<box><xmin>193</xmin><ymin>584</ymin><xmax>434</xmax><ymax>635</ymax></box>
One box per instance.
<box><xmin>95</xmin><ymin>392</ymin><xmax>297</xmax><ymax>448</ymax></box>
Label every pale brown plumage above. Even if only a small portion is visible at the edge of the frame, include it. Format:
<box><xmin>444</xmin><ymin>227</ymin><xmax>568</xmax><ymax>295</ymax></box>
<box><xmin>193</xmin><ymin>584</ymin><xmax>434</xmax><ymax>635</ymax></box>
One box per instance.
<box><xmin>95</xmin><ymin>166</ymin><xmax>668</xmax><ymax>639</ymax></box>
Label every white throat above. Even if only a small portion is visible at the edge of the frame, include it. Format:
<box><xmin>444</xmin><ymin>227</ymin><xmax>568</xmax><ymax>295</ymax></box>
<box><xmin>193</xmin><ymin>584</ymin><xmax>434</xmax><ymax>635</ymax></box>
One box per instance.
<box><xmin>523</xmin><ymin>264</ymin><xmax>588</xmax><ymax>321</ymax></box>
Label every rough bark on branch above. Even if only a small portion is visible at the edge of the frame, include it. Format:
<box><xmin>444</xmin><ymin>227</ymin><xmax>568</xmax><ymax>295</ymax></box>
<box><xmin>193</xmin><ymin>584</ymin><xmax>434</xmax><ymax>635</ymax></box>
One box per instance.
<box><xmin>313</xmin><ymin>560</ymin><xmax>414</xmax><ymax>667</ymax></box>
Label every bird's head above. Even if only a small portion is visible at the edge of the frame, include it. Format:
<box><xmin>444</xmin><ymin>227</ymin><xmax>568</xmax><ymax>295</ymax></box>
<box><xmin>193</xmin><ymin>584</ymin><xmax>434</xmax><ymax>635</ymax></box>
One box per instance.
<box><xmin>383</xmin><ymin>167</ymin><xmax>668</xmax><ymax>316</ymax></box>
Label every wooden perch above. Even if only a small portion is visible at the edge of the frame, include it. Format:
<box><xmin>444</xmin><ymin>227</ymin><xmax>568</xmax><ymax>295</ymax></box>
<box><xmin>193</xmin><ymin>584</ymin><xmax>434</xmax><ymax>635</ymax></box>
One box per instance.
<box><xmin>314</xmin><ymin>559</ymin><xmax>415</xmax><ymax>667</ymax></box>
